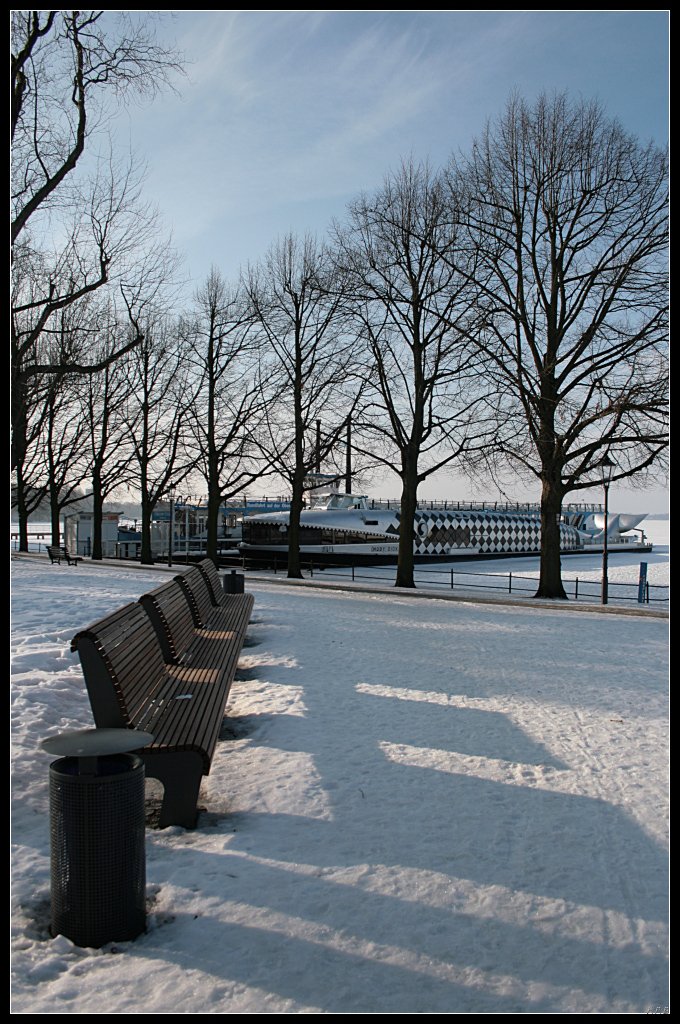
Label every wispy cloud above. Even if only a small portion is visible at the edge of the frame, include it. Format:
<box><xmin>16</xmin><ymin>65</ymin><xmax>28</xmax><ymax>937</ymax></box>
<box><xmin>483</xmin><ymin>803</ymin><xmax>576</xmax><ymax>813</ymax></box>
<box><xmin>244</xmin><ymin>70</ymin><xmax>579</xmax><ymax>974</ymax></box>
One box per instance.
<box><xmin>122</xmin><ymin>11</ymin><xmax>668</xmax><ymax>286</ymax></box>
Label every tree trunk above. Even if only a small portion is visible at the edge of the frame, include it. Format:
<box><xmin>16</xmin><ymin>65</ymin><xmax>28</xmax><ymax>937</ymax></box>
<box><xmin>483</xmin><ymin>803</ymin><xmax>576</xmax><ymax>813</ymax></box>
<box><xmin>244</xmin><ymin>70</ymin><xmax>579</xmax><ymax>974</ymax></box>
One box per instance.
<box><xmin>287</xmin><ymin>472</ymin><xmax>305</xmax><ymax>580</ymax></box>
<box><xmin>535</xmin><ymin>475</ymin><xmax>567</xmax><ymax>599</ymax></box>
<box><xmin>287</xmin><ymin>316</ymin><xmax>305</xmax><ymax>581</ymax></box>
<box><xmin>207</xmin><ymin>482</ymin><xmax>221</xmax><ymax>566</ymax></box>
<box><xmin>49</xmin><ymin>487</ymin><xmax>61</xmax><ymax>548</ymax></box>
<box><xmin>11</xmin><ymin>365</ymin><xmax>33</xmax><ymax>551</ymax></box>
<box><xmin>140</xmin><ymin>496</ymin><xmax>154</xmax><ymax>564</ymax></box>
<box><xmin>395</xmin><ymin>456</ymin><xmax>418</xmax><ymax>588</ymax></box>
<box><xmin>15</xmin><ymin>462</ymin><xmax>29</xmax><ymax>552</ymax></box>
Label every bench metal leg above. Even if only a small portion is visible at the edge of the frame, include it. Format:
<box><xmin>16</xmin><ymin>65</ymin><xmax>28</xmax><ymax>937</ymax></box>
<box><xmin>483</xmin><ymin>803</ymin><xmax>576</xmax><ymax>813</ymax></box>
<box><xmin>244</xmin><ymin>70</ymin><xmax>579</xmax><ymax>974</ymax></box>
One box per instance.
<box><xmin>143</xmin><ymin>751</ymin><xmax>205</xmax><ymax>829</ymax></box>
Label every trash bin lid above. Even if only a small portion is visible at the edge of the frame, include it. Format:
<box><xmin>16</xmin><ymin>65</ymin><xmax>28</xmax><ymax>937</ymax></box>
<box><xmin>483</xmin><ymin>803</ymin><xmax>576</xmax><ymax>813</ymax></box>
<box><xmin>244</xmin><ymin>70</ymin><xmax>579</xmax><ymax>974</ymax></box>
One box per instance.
<box><xmin>41</xmin><ymin>728</ymin><xmax>154</xmax><ymax>758</ymax></box>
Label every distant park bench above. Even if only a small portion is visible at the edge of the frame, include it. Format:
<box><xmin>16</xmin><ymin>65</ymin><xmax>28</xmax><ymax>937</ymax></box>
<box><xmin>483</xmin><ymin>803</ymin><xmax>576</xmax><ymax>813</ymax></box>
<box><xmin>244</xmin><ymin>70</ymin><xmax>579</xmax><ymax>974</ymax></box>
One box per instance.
<box><xmin>47</xmin><ymin>545</ymin><xmax>82</xmax><ymax>566</ymax></box>
<box><xmin>71</xmin><ymin>560</ymin><xmax>253</xmax><ymax>828</ymax></box>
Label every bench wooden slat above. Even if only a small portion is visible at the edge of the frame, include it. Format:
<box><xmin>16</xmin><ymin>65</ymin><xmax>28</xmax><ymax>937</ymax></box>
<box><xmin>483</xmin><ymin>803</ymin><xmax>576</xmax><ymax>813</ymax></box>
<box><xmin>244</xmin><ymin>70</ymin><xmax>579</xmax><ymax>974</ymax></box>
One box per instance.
<box><xmin>175</xmin><ymin>568</ymin><xmax>216</xmax><ymax>628</ymax></box>
<box><xmin>139</xmin><ymin>579</ymin><xmax>198</xmax><ymax>664</ymax></box>
<box><xmin>179</xmin><ymin>569</ymin><xmax>254</xmax><ymax>636</ymax></box>
<box><xmin>196</xmin><ymin>559</ymin><xmax>226</xmax><ymax>606</ymax></box>
<box><xmin>71</xmin><ymin>575</ymin><xmax>254</xmax><ymax>828</ymax></box>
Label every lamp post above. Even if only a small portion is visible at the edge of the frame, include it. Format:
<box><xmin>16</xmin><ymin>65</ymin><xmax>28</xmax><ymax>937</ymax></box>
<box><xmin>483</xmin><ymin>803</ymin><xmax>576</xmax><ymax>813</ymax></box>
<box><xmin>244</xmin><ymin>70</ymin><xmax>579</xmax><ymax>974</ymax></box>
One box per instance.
<box><xmin>344</xmin><ymin>416</ymin><xmax>352</xmax><ymax>495</ymax></box>
<box><xmin>599</xmin><ymin>456</ymin><xmax>615</xmax><ymax>605</ymax></box>
<box><xmin>185</xmin><ymin>498</ymin><xmax>191</xmax><ymax>564</ymax></box>
<box><xmin>167</xmin><ymin>484</ymin><xmax>176</xmax><ymax>568</ymax></box>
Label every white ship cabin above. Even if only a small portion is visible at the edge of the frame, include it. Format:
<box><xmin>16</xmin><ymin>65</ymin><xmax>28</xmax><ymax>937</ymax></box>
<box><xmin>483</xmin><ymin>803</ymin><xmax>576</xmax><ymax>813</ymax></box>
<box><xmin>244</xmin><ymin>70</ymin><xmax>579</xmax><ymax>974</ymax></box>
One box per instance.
<box><xmin>307</xmin><ymin>492</ymin><xmax>369</xmax><ymax>511</ymax></box>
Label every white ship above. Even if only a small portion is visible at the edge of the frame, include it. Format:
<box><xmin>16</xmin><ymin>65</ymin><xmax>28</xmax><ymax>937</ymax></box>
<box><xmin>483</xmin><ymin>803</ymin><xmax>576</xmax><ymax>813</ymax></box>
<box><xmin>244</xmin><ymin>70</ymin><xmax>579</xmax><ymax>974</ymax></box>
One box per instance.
<box><xmin>239</xmin><ymin>492</ymin><xmax>652</xmax><ymax>565</ymax></box>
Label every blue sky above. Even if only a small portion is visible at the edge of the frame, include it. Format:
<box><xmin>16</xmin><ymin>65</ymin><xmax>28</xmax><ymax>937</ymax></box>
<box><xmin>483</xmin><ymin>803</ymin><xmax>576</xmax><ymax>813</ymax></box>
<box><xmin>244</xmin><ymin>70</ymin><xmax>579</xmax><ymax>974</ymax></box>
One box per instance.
<box><xmin>115</xmin><ymin>10</ymin><xmax>669</xmax><ymax>510</ymax></box>
<box><xmin>120</xmin><ymin>10</ymin><xmax>669</xmax><ymax>289</ymax></box>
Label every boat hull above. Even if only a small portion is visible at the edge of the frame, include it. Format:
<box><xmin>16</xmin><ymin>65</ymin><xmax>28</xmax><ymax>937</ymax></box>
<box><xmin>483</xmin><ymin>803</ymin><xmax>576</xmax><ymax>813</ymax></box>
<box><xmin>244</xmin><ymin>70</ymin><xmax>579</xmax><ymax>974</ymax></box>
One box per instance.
<box><xmin>239</xmin><ymin>500</ymin><xmax>652</xmax><ymax>568</ymax></box>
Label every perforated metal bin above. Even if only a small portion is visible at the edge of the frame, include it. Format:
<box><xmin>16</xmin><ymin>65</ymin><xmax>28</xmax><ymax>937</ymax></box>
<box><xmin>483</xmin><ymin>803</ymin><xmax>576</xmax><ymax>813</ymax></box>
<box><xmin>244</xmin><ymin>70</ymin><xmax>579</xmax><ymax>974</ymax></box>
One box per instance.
<box><xmin>223</xmin><ymin>569</ymin><xmax>245</xmax><ymax>594</ymax></box>
<box><xmin>49</xmin><ymin>751</ymin><xmax>146</xmax><ymax>948</ymax></box>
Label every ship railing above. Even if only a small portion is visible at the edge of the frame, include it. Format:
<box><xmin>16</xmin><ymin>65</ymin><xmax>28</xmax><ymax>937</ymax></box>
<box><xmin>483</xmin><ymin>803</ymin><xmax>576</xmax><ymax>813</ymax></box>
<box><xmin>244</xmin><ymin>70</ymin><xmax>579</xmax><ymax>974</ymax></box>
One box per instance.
<box><xmin>364</xmin><ymin>499</ymin><xmax>604</xmax><ymax>514</ymax></box>
<box><xmin>171</xmin><ymin>496</ymin><xmax>606</xmax><ymax>515</ymax></box>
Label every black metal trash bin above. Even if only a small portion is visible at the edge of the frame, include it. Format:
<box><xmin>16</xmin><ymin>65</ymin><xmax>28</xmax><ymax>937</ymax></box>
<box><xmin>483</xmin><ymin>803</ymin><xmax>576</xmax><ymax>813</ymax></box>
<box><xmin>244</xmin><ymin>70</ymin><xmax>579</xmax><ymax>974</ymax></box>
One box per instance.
<box><xmin>43</xmin><ymin>729</ymin><xmax>152</xmax><ymax>948</ymax></box>
<box><xmin>223</xmin><ymin>569</ymin><xmax>245</xmax><ymax>594</ymax></box>
<box><xmin>49</xmin><ymin>753</ymin><xmax>145</xmax><ymax>948</ymax></box>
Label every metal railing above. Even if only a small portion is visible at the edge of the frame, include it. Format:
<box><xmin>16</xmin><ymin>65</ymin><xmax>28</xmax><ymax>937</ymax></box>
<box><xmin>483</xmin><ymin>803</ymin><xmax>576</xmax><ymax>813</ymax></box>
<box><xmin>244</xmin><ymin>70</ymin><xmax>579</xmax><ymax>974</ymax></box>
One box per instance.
<box><xmin>258</xmin><ymin>556</ymin><xmax>667</xmax><ymax>606</ymax></box>
<box><xmin>11</xmin><ymin>532</ymin><xmax>58</xmax><ymax>553</ymax></box>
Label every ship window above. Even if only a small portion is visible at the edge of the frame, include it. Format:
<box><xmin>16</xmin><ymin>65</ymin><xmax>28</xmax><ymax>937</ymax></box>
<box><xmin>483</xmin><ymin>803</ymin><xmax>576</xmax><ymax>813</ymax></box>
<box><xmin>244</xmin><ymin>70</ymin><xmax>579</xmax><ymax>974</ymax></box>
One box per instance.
<box><xmin>245</xmin><ymin>522</ymin><xmax>288</xmax><ymax>544</ymax></box>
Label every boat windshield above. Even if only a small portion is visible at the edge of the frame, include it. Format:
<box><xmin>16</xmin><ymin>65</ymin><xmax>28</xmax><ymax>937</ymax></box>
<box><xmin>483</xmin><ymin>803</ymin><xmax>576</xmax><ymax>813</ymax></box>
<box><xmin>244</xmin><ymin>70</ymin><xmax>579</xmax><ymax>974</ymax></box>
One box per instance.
<box><xmin>308</xmin><ymin>493</ymin><xmax>369</xmax><ymax>510</ymax></box>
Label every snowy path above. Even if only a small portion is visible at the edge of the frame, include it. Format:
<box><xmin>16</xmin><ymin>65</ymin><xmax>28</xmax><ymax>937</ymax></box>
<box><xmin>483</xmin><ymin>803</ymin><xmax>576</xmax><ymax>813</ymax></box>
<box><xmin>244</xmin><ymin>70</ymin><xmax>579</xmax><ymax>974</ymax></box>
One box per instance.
<box><xmin>11</xmin><ymin>560</ymin><xmax>669</xmax><ymax>1013</ymax></box>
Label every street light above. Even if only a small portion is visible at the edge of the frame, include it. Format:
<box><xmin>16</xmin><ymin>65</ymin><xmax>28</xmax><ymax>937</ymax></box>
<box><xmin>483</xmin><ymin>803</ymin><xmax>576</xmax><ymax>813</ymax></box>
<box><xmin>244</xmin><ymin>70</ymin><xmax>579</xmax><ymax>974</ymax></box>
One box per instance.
<box><xmin>599</xmin><ymin>455</ymin><xmax>616</xmax><ymax>605</ymax></box>
<box><xmin>184</xmin><ymin>497</ymin><xmax>191</xmax><ymax>564</ymax></box>
<box><xmin>167</xmin><ymin>484</ymin><xmax>176</xmax><ymax>568</ymax></box>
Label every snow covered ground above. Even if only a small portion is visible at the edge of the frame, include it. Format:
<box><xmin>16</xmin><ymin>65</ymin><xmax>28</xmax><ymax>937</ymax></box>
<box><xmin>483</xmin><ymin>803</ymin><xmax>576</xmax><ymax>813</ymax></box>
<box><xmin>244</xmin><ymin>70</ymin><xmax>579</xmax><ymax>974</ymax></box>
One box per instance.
<box><xmin>10</xmin><ymin>532</ymin><xmax>669</xmax><ymax>1013</ymax></box>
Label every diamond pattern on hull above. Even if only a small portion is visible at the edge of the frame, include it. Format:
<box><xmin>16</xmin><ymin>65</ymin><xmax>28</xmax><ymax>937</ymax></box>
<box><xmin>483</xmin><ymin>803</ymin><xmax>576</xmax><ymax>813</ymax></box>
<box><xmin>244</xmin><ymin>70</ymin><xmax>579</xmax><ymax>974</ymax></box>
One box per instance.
<box><xmin>394</xmin><ymin>511</ymin><xmax>582</xmax><ymax>555</ymax></box>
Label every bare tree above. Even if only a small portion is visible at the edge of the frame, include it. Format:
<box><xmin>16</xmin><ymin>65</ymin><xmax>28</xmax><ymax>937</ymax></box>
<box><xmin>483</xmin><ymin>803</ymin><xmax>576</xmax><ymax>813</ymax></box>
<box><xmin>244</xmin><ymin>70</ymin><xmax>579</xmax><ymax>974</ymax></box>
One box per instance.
<box><xmin>245</xmin><ymin>234</ymin><xmax>359</xmax><ymax>579</ymax></box>
<box><xmin>42</xmin><ymin>376</ymin><xmax>93</xmax><ymax>547</ymax></box>
<box><xmin>122</xmin><ymin>319</ymin><xmax>191</xmax><ymax>564</ymax></box>
<box><xmin>11</xmin><ymin>357</ymin><xmax>93</xmax><ymax>549</ymax></box>
<box><xmin>11</xmin><ymin>153</ymin><xmax>180</xmax><ymax>461</ymax></box>
<box><xmin>449</xmin><ymin>93</ymin><xmax>669</xmax><ymax>598</ymax></box>
<box><xmin>11</xmin><ymin>9</ymin><xmax>183</xmax><ymax>372</ymax></box>
<box><xmin>11</xmin><ymin>296</ymin><xmax>97</xmax><ymax>549</ymax></box>
<box><xmin>11</xmin><ymin>370</ymin><xmax>53</xmax><ymax>547</ymax></box>
<box><xmin>12</xmin><ymin>316</ymin><xmax>137</xmax><ymax>557</ymax></box>
<box><xmin>11</xmin><ymin>10</ymin><xmax>183</xmax><ymax>246</ymax></box>
<box><xmin>11</xmin><ymin>11</ymin><xmax>184</xmax><ymax>493</ymax></box>
<box><xmin>333</xmin><ymin>161</ymin><xmax>498</xmax><ymax>588</ymax></box>
<box><xmin>184</xmin><ymin>269</ymin><xmax>272</xmax><ymax>565</ymax></box>
<box><xmin>80</xmin><ymin>337</ymin><xmax>138</xmax><ymax>560</ymax></box>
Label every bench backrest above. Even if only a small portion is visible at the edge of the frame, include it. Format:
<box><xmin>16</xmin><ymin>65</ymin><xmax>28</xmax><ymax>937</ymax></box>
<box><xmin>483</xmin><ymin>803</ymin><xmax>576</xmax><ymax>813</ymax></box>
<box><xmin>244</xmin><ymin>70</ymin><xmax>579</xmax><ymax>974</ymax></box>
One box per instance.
<box><xmin>139</xmin><ymin>579</ymin><xmax>196</xmax><ymax>663</ymax></box>
<box><xmin>196</xmin><ymin>559</ymin><xmax>224</xmax><ymax>606</ymax></box>
<box><xmin>71</xmin><ymin>602</ymin><xmax>169</xmax><ymax>728</ymax></box>
<box><xmin>176</xmin><ymin>567</ymin><xmax>218</xmax><ymax>628</ymax></box>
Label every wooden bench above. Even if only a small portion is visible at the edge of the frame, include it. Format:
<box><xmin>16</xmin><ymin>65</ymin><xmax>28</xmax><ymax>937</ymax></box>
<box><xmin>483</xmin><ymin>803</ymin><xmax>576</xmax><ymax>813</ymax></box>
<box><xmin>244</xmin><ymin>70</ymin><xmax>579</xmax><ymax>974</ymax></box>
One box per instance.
<box><xmin>140</xmin><ymin>571</ymin><xmax>253</xmax><ymax>679</ymax></box>
<box><xmin>195</xmin><ymin>558</ymin><xmax>243</xmax><ymax>606</ymax></box>
<box><xmin>47</xmin><ymin>545</ymin><xmax>82</xmax><ymax>566</ymax></box>
<box><xmin>177</xmin><ymin>564</ymin><xmax>252</xmax><ymax>638</ymax></box>
<box><xmin>71</xmin><ymin>570</ymin><xmax>253</xmax><ymax>828</ymax></box>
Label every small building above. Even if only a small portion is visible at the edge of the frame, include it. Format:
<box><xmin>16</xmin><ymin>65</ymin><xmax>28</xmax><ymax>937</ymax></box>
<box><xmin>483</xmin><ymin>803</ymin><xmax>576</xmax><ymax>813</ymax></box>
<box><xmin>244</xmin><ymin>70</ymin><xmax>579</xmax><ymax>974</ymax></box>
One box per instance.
<box><xmin>63</xmin><ymin>512</ymin><xmax>122</xmax><ymax>558</ymax></box>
